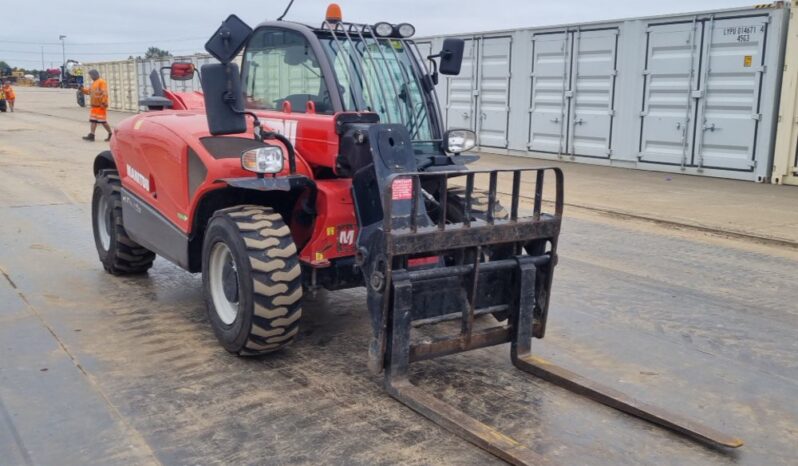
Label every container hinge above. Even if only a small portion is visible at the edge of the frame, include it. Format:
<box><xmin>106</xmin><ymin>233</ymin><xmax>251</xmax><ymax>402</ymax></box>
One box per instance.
<box><xmin>636</xmin><ymin>153</ymin><xmax>644</xmax><ymax>160</ymax></box>
<box><xmin>642</xmin><ymin>70</ymin><xmax>651</xmax><ymax>76</ymax></box>
<box><xmin>610</xmin><ymin>70</ymin><xmax>618</xmax><ymax>76</ymax></box>
<box><xmin>565</xmin><ymin>90</ymin><xmax>574</xmax><ymax>98</ymax></box>
<box><xmin>691</xmin><ymin>90</ymin><xmax>704</xmax><ymax>99</ymax></box>
<box><xmin>640</xmin><ymin>111</ymin><xmax>648</xmax><ymax>117</ymax></box>
<box><xmin>749</xmin><ymin>160</ymin><xmax>757</xmax><ymax>168</ymax></box>
<box><xmin>608</xmin><ymin>110</ymin><xmax>616</xmax><ymax>116</ymax></box>
<box><xmin>606</xmin><ymin>149</ymin><xmax>613</xmax><ymax>156</ymax></box>
<box><xmin>752</xmin><ymin>113</ymin><xmax>762</xmax><ymax>121</ymax></box>
<box><xmin>472</xmin><ymin>89</ymin><xmax>480</xmax><ymax>96</ymax></box>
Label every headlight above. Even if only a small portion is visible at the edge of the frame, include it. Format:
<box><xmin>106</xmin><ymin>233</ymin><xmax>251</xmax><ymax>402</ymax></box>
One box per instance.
<box><xmin>442</xmin><ymin>129</ymin><xmax>477</xmax><ymax>154</ymax></box>
<box><xmin>241</xmin><ymin>146</ymin><xmax>284</xmax><ymax>174</ymax></box>
<box><xmin>373</xmin><ymin>22</ymin><xmax>394</xmax><ymax>37</ymax></box>
<box><xmin>396</xmin><ymin>23</ymin><xmax>415</xmax><ymax>38</ymax></box>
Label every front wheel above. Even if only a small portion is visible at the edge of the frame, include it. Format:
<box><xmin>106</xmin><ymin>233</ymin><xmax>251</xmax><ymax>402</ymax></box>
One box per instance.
<box><xmin>202</xmin><ymin>205</ymin><xmax>303</xmax><ymax>356</ymax></box>
<box><xmin>92</xmin><ymin>169</ymin><xmax>155</xmax><ymax>274</ymax></box>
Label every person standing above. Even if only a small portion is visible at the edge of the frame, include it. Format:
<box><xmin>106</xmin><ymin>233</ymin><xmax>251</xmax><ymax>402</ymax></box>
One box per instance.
<box><xmin>2</xmin><ymin>81</ymin><xmax>15</xmax><ymax>112</ymax></box>
<box><xmin>80</xmin><ymin>69</ymin><xmax>111</xmax><ymax>141</ymax></box>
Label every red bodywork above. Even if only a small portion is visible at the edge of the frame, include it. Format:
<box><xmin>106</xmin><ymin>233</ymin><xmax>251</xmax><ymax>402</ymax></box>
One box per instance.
<box><xmin>111</xmin><ymin>98</ymin><xmax>358</xmax><ymax>267</ymax></box>
<box><xmin>42</xmin><ymin>78</ymin><xmax>61</xmax><ymax>88</ymax></box>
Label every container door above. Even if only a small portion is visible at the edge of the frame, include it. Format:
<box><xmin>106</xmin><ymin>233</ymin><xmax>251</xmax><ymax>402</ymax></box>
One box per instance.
<box><xmin>694</xmin><ymin>18</ymin><xmax>768</xmax><ymax>171</ymax></box>
<box><xmin>528</xmin><ymin>32</ymin><xmax>571</xmax><ymax>154</ymax></box>
<box><xmin>568</xmin><ymin>29</ymin><xmax>618</xmax><ymax>158</ymax></box>
<box><xmin>446</xmin><ymin>39</ymin><xmax>478</xmax><ymax>131</ymax></box>
<box><xmin>639</xmin><ymin>22</ymin><xmax>702</xmax><ymax>165</ymax></box>
<box><xmin>477</xmin><ymin>37</ymin><xmax>512</xmax><ymax>148</ymax></box>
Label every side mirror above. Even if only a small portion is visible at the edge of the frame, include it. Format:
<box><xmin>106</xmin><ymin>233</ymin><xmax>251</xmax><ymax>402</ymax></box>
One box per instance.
<box><xmin>439</xmin><ymin>38</ymin><xmax>465</xmax><ymax>76</ymax></box>
<box><xmin>169</xmin><ymin>62</ymin><xmax>195</xmax><ymax>81</ymax></box>
<box><xmin>201</xmin><ymin>63</ymin><xmax>247</xmax><ymax>135</ymax></box>
<box><xmin>205</xmin><ymin>15</ymin><xmax>253</xmax><ymax>64</ymax></box>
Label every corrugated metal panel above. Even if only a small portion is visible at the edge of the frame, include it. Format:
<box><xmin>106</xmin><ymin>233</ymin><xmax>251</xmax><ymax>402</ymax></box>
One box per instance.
<box><xmin>477</xmin><ymin>36</ymin><xmax>512</xmax><ymax>148</ymax></box>
<box><xmin>83</xmin><ymin>60</ymin><xmax>138</xmax><ymax>112</ymax></box>
<box><xmin>569</xmin><ymin>28</ymin><xmax>618</xmax><ymax>157</ymax></box>
<box><xmin>528</xmin><ymin>32</ymin><xmax>570</xmax><ymax>154</ymax></box>
<box><xmin>446</xmin><ymin>39</ymin><xmax>477</xmax><ymax>131</ymax></box>
<box><xmin>694</xmin><ymin>17</ymin><xmax>769</xmax><ymax>171</ymax></box>
<box><xmin>772</xmin><ymin>0</ymin><xmax>798</xmax><ymax>185</ymax></box>
<box><xmin>85</xmin><ymin>54</ymin><xmax>218</xmax><ymax>113</ymax></box>
<box><xmin>420</xmin><ymin>2</ymin><xmax>791</xmax><ymax>182</ymax></box>
<box><xmin>639</xmin><ymin>21</ymin><xmax>702</xmax><ymax>166</ymax></box>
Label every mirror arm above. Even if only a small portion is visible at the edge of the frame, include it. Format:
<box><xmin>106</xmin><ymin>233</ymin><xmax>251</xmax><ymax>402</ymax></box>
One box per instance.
<box><xmin>426</xmin><ymin>55</ymin><xmax>440</xmax><ymax>86</ymax></box>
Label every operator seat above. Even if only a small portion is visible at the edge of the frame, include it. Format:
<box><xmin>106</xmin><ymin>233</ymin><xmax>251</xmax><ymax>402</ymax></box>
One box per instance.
<box><xmin>139</xmin><ymin>69</ymin><xmax>174</xmax><ymax>111</ymax></box>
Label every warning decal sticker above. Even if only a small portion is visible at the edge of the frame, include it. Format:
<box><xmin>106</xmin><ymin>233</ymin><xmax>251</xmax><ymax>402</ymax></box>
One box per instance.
<box><xmin>392</xmin><ymin>178</ymin><xmax>414</xmax><ymax>200</ymax></box>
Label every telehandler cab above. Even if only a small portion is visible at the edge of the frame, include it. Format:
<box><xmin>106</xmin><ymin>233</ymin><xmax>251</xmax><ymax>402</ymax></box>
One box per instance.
<box><xmin>90</xmin><ymin>5</ymin><xmax>741</xmax><ymax>464</ymax></box>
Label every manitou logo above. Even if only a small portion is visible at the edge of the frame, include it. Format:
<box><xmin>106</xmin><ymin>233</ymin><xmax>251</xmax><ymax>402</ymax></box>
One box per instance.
<box><xmin>339</xmin><ymin>229</ymin><xmax>354</xmax><ymax>246</ymax></box>
<box><xmin>263</xmin><ymin>119</ymin><xmax>298</xmax><ymax>146</ymax></box>
<box><xmin>336</xmin><ymin>224</ymin><xmax>356</xmax><ymax>252</ymax></box>
<box><xmin>126</xmin><ymin>164</ymin><xmax>150</xmax><ymax>192</ymax></box>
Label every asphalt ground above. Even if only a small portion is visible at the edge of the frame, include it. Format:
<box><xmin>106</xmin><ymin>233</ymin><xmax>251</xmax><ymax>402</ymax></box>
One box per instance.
<box><xmin>1</xmin><ymin>88</ymin><xmax>797</xmax><ymax>465</ymax></box>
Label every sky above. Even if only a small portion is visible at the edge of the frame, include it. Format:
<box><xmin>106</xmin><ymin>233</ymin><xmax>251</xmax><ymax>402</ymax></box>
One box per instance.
<box><xmin>0</xmin><ymin>0</ymin><xmax>759</xmax><ymax>69</ymax></box>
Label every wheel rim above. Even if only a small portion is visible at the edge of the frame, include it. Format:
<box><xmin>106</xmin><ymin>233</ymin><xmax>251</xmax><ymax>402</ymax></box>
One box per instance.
<box><xmin>96</xmin><ymin>194</ymin><xmax>112</xmax><ymax>251</ymax></box>
<box><xmin>209</xmin><ymin>242</ymin><xmax>240</xmax><ymax>325</ymax></box>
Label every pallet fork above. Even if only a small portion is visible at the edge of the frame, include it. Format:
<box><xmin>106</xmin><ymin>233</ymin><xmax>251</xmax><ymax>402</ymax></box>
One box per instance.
<box><xmin>351</xmin><ymin>125</ymin><xmax>742</xmax><ymax>465</ymax></box>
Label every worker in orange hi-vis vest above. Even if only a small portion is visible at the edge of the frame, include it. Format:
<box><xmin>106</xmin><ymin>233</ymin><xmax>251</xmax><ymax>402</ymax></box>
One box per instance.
<box><xmin>79</xmin><ymin>69</ymin><xmax>112</xmax><ymax>141</ymax></box>
<box><xmin>2</xmin><ymin>81</ymin><xmax>15</xmax><ymax>112</ymax></box>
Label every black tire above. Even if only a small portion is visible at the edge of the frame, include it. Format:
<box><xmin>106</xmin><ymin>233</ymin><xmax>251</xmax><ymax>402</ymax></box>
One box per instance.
<box><xmin>92</xmin><ymin>169</ymin><xmax>155</xmax><ymax>275</ymax></box>
<box><xmin>202</xmin><ymin>205</ymin><xmax>303</xmax><ymax>356</ymax></box>
<box><xmin>76</xmin><ymin>90</ymin><xmax>86</xmax><ymax>108</ymax></box>
<box><xmin>445</xmin><ymin>186</ymin><xmax>510</xmax><ymax>223</ymax></box>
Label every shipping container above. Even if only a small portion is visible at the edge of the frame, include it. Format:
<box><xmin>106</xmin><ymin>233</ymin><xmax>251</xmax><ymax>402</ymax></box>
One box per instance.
<box><xmin>419</xmin><ymin>2</ymin><xmax>791</xmax><ymax>182</ymax></box>
<box><xmin>82</xmin><ymin>60</ymin><xmax>138</xmax><ymax>112</ymax></box>
<box><xmin>83</xmin><ymin>54</ymin><xmax>220</xmax><ymax>112</ymax></box>
<box><xmin>773</xmin><ymin>1</ymin><xmax>798</xmax><ymax>186</ymax></box>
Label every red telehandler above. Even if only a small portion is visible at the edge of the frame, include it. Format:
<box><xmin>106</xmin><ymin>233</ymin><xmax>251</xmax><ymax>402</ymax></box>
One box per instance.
<box><xmin>90</xmin><ymin>6</ymin><xmax>741</xmax><ymax>464</ymax></box>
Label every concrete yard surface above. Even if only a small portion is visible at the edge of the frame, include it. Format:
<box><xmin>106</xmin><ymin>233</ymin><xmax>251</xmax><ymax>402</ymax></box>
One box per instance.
<box><xmin>1</xmin><ymin>88</ymin><xmax>797</xmax><ymax>465</ymax></box>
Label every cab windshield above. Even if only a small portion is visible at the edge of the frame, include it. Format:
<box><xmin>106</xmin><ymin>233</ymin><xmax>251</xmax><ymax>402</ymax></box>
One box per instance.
<box><xmin>319</xmin><ymin>33</ymin><xmax>436</xmax><ymax>144</ymax></box>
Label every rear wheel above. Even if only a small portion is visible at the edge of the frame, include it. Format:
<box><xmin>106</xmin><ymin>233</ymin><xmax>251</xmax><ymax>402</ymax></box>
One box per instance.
<box><xmin>92</xmin><ymin>169</ymin><xmax>155</xmax><ymax>274</ymax></box>
<box><xmin>202</xmin><ymin>205</ymin><xmax>303</xmax><ymax>356</ymax></box>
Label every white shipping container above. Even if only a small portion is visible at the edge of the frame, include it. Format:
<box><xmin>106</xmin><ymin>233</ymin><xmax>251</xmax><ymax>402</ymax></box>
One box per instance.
<box><xmin>419</xmin><ymin>2</ymin><xmax>792</xmax><ymax>182</ymax></box>
<box><xmin>772</xmin><ymin>0</ymin><xmax>798</xmax><ymax>186</ymax></box>
<box><xmin>84</xmin><ymin>53</ymin><xmax>220</xmax><ymax>113</ymax></box>
<box><xmin>82</xmin><ymin>60</ymin><xmax>138</xmax><ymax>112</ymax></box>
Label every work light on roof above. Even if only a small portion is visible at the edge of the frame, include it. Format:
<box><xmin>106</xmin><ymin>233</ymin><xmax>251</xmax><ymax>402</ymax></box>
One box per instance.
<box><xmin>396</xmin><ymin>23</ymin><xmax>415</xmax><ymax>38</ymax></box>
<box><xmin>373</xmin><ymin>22</ymin><xmax>394</xmax><ymax>37</ymax></box>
